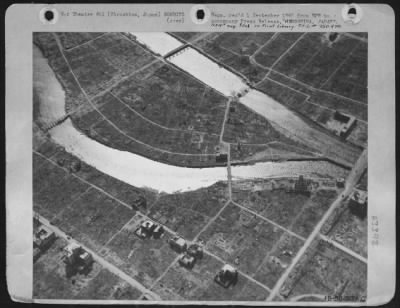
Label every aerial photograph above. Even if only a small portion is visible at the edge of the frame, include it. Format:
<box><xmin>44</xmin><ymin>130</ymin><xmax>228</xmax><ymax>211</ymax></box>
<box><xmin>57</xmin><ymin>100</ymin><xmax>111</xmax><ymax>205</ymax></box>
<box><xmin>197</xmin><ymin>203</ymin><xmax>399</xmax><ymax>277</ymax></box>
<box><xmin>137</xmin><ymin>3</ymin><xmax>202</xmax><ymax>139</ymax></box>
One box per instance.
<box><xmin>33</xmin><ymin>31</ymin><xmax>368</xmax><ymax>302</ymax></box>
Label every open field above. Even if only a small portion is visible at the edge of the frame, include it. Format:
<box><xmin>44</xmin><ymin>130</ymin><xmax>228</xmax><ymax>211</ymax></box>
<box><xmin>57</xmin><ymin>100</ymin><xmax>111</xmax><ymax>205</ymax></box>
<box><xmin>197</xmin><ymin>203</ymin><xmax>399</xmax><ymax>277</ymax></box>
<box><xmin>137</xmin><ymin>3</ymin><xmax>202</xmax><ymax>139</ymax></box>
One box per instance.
<box><xmin>290</xmin><ymin>35</ymin><xmax>360</xmax><ymax>89</ymax></box>
<box><xmin>264</xmin><ymin>68</ymin><xmax>367</xmax><ymax>115</ymax></box>
<box><xmin>58</xmin><ymin>32</ymin><xmax>106</xmax><ymax>50</ymax></box>
<box><xmin>212</xmin><ymin>33</ymin><xmax>275</xmax><ymax>56</ymax></box>
<box><xmin>152</xmin><ymin>252</ymin><xmax>270</xmax><ymax>301</ymax></box>
<box><xmin>197</xmin><ymin>203</ymin><xmax>300</xmax><ymax>283</ymax></box>
<box><xmin>109</xmin><ymin>63</ymin><xmax>227</xmax><ymax>134</ymax></box>
<box><xmin>325</xmin><ymin>208</ymin><xmax>367</xmax><ymax>258</ymax></box>
<box><xmin>55</xmin><ymin>188</ymin><xmax>135</xmax><ymax>250</ymax></box>
<box><xmin>321</xmin><ymin>41</ymin><xmax>367</xmax><ymax>103</ymax></box>
<box><xmin>232</xmin><ymin>180</ymin><xmax>310</xmax><ymax>229</ymax></box>
<box><xmin>63</xmin><ymin>33</ymin><xmax>154</xmax><ymax>97</ymax></box>
<box><xmin>290</xmin><ymin>190</ymin><xmax>339</xmax><ymax>238</ymax></box>
<box><xmin>33</xmin><ymin>153</ymin><xmax>91</xmax><ymax>221</ymax></box>
<box><xmin>232</xmin><ymin>179</ymin><xmax>339</xmax><ymax>238</ymax></box>
<box><xmin>253</xmin><ymin>33</ymin><xmax>304</xmax><ymax>68</ymax></box>
<box><xmin>272</xmin><ymin>33</ymin><xmax>324</xmax><ymax>78</ymax></box>
<box><xmin>283</xmin><ymin>239</ymin><xmax>367</xmax><ymax>301</ymax></box>
<box><xmin>91</xmin><ymin>92</ymin><xmax>220</xmax><ymax>155</ymax></box>
<box><xmin>33</xmin><ymin>236</ymin><xmax>142</xmax><ymax>300</ymax></box>
<box><xmin>148</xmin><ymin>182</ymin><xmax>228</xmax><ymax>240</ymax></box>
<box><xmin>74</xmin><ymin>269</ymin><xmax>142</xmax><ymax>300</ymax></box>
<box><xmin>253</xmin><ymin>233</ymin><xmax>304</xmax><ymax>289</ymax></box>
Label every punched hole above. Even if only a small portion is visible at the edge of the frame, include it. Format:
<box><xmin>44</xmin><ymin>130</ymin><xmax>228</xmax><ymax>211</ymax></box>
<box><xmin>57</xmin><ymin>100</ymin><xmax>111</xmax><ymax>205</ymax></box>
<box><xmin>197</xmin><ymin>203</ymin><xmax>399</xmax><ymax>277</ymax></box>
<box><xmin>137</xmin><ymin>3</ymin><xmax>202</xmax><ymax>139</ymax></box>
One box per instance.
<box><xmin>196</xmin><ymin>9</ymin><xmax>205</xmax><ymax>20</ymax></box>
<box><xmin>348</xmin><ymin>7</ymin><xmax>357</xmax><ymax>16</ymax></box>
<box><xmin>44</xmin><ymin>10</ymin><xmax>54</xmax><ymax>22</ymax></box>
<box><xmin>347</xmin><ymin>6</ymin><xmax>358</xmax><ymax>21</ymax></box>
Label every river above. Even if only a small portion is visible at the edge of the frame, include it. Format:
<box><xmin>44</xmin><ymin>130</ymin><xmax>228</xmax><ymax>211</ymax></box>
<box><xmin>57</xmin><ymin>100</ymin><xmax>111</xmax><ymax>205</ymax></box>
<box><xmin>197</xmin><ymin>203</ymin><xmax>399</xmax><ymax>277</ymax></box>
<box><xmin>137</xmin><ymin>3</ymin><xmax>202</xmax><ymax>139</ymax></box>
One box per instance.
<box><xmin>168</xmin><ymin>46</ymin><xmax>249</xmax><ymax>97</ymax></box>
<box><xmin>129</xmin><ymin>32</ymin><xmax>183</xmax><ymax>56</ymax></box>
<box><xmin>33</xmin><ymin>42</ymin><xmax>348</xmax><ymax>194</ymax></box>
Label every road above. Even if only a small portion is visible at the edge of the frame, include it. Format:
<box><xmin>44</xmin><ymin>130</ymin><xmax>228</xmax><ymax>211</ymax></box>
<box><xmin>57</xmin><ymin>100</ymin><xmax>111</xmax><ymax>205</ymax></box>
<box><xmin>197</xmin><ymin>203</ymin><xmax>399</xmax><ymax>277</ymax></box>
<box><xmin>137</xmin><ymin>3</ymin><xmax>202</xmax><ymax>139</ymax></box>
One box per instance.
<box><xmin>266</xmin><ymin>149</ymin><xmax>367</xmax><ymax>300</ymax></box>
<box><xmin>318</xmin><ymin>234</ymin><xmax>367</xmax><ymax>264</ymax></box>
<box><xmin>35</xmin><ymin>213</ymin><xmax>161</xmax><ymax>301</ymax></box>
<box><xmin>219</xmin><ymin>98</ymin><xmax>232</xmax><ymax>143</ymax></box>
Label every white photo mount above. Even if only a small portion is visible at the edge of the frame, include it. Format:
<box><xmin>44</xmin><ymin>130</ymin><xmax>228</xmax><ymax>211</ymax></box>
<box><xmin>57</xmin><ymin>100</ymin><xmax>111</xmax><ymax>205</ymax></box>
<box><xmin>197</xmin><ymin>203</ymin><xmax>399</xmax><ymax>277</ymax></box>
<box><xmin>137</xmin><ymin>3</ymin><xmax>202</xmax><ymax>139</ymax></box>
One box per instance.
<box><xmin>6</xmin><ymin>3</ymin><xmax>395</xmax><ymax>305</ymax></box>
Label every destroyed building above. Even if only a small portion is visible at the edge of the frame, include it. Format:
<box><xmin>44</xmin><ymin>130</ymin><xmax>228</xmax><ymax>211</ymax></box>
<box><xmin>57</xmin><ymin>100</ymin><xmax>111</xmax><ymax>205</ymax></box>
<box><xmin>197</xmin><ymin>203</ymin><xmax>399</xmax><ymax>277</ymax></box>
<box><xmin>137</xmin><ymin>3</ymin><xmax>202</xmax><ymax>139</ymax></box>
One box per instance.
<box><xmin>187</xmin><ymin>243</ymin><xmax>203</xmax><ymax>259</ymax></box>
<box><xmin>178</xmin><ymin>254</ymin><xmax>196</xmax><ymax>269</ymax></box>
<box><xmin>169</xmin><ymin>236</ymin><xmax>187</xmax><ymax>253</ymax></box>
<box><xmin>348</xmin><ymin>189</ymin><xmax>367</xmax><ymax>219</ymax></box>
<box><xmin>336</xmin><ymin>177</ymin><xmax>345</xmax><ymax>188</ymax></box>
<box><xmin>178</xmin><ymin>243</ymin><xmax>204</xmax><ymax>269</ymax></box>
<box><xmin>327</xmin><ymin>111</ymin><xmax>357</xmax><ymax>138</ymax></box>
<box><xmin>214</xmin><ymin>264</ymin><xmax>239</xmax><ymax>288</ymax></box>
<box><xmin>135</xmin><ymin>220</ymin><xmax>164</xmax><ymax>239</ymax></box>
<box><xmin>34</xmin><ymin>225</ymin><xmax>56</xmax><ymax>251</ymax></box>
<box><xmin>63</xmin><ymin>243</ymin><xmax>93</xmax><ymax>277</ymax></box>
<box><xmin>216</xmin><ymin>153</ymin><xmax>228</xmax><ymax>163</ymax></box>
<box><xmin>131</xmin><ymin>195</ymin><xmax>147</xmax><ymax>210</ymax></box>
<box><xmin>287</xmin><ymin>175</ymin><xmax>312</xmax><ymax>196</ymax></box>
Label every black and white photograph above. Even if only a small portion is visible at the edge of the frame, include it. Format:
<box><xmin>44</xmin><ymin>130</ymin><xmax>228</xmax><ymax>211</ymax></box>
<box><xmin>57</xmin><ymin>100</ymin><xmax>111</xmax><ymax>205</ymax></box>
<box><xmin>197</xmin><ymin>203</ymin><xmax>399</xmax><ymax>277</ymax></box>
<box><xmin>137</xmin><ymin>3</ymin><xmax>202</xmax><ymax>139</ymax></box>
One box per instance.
<box><xmin>5</xmin><ymin>3</ymin><xmax>395</xmax><ymax>305</ymax></box>
<box><xmin>32</xmin><ymin>30</ymin><xmax>368</xmax><ymax>302</ymax></box>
